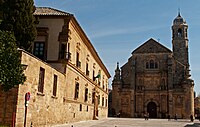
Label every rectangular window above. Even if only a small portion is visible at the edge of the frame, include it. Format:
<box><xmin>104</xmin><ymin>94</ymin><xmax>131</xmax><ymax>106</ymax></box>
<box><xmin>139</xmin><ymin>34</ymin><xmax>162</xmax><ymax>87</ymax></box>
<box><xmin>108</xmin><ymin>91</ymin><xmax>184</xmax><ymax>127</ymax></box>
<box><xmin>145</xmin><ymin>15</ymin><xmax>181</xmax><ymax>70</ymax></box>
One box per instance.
<box><xmin>106</xmin><ymin>99</ymin><xmax>108</xmax><ymax>107</ymax></box>
<box><xmin>84</xmin><ymin>88</ymin><xmax>88</xmax><ymax>102</ymax></box>
<box><xmin>74</xmin><ymin>82</ymin><xmax>79</xmax><ymax>99</ymax></box>
<box><xmin>38</xmin><ymin>67</ymin><xmax>45</xmax><ymax>93</ymax></box>
<box><xmin>102</xmin><ymin>75</ymin><xmax>105</xmax><ymax>89</ymax></box>
<box><xmin>80</xmin><ymin>104</ymin><xmax>82</xmax><ymax>111</ymax></box>
<box><xmin>86</xmin><ymin>106</ymin><xmax>88</xmax><ymax>112</ymax></box>
<box><xmin>53</xmin><ymin>75</ymin><xmax>57</xmax><ymax>96</ymax></box>
<box><xmin>86</xmin><ymin>63</ymin><xmax>89</xmax><ymax>76</ymax></box>
<box><xmin>92</xmin><ymin>92</ymin><xmax>95</xmax><ymax>104</ymax></box>
<box><xmin>93</xmin><ymin>70</ymin><xmax>95</xmax><ymax>81</ymax></box>
<box><xmin>34</xmin><ymin>42</ymin><xmax>45</xmax><ymax>60</ymax></box>
<box><xmin>76</xmin><ymin>52</ymin><xmax>81</xmax><ymax>68</ymax></box>
<box><xmin>102</xmin><ymin>97</ymin><xmax>104</xmax><ymax>106</ymax></box>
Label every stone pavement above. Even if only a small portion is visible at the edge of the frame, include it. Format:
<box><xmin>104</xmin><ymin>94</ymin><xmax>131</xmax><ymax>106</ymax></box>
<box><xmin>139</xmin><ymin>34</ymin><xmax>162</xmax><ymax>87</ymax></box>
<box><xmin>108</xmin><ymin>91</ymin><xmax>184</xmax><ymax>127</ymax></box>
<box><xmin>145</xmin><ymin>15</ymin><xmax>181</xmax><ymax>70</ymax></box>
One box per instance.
<box><xmin>53</xmin><ymin>118</ymin><xmax>200</xmax><ymax>127</ymax></box>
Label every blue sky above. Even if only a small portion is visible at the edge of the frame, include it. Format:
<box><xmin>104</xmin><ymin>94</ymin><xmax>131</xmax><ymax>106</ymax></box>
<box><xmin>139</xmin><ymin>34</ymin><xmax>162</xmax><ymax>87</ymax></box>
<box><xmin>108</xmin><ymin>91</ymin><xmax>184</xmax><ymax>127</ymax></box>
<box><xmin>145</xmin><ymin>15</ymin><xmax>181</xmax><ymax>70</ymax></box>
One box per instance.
<box><xmin>34</xmin><ymin>0</ymin><xmax>200</xmax><ymax>95</ymax></box>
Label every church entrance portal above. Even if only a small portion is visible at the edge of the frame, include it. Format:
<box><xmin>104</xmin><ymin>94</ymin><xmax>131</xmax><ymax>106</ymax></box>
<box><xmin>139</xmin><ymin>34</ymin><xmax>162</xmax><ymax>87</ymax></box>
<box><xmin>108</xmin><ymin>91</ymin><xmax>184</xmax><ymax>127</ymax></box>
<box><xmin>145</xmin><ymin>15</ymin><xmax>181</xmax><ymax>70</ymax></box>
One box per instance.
<box><xmin>147</xmin><ymin>102</ymin><xmax>157</xmax><ymax>118</ymax></box>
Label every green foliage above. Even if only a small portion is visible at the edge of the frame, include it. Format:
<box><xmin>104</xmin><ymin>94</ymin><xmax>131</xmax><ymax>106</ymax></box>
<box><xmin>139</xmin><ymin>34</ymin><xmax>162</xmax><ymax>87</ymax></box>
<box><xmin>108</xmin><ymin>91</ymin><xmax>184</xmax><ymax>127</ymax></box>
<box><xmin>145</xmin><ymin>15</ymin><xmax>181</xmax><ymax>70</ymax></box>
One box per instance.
<box><xmin>0</xmin><ymin>30</ymin><xmax>26</xmax><ymax>92</ymax></box>
<box><xmin>0</xmin><ymin>0</ymin><xmax>36</xmax><ymax>52</ymax></box>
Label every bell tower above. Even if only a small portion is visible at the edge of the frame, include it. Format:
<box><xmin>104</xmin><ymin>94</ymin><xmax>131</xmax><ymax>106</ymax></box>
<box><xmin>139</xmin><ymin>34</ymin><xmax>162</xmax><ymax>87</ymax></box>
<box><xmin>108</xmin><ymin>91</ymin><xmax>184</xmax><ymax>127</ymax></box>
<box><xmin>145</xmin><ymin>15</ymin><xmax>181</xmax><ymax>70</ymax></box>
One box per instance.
<box><xmin>111</xmin><ymin>62</ymin><xmax>122</xmax><ymax>115</ymax></box>
<box><xmin>172</xmin><ymin>12</ymin><xmax>189</xmax><ymax>67</ymax></box>
<box><xmin>171</xmin><ymin>12</ymin><xmax>194</xmax><ymax>118</ymax></box>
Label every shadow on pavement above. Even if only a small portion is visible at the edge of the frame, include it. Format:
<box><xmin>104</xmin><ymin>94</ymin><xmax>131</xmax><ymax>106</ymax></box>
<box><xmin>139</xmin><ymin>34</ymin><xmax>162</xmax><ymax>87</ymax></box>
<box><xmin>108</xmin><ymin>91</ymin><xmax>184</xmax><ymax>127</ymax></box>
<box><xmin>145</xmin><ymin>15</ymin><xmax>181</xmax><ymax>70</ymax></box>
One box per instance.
<box><xmin>184</xmin><ymin>123</ymin><xmax>200</xmax><ymax>127</ymax></box>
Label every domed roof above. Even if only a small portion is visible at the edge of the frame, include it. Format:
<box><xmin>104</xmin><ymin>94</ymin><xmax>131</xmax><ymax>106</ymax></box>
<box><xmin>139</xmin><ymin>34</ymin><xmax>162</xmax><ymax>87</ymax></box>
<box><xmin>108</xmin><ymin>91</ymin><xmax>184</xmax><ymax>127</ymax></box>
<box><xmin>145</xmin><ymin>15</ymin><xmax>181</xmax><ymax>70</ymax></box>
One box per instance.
<box><xmin>173</xmin><ymin>12</ymin><xmax>187</xmax><ymax>25</ymax></box>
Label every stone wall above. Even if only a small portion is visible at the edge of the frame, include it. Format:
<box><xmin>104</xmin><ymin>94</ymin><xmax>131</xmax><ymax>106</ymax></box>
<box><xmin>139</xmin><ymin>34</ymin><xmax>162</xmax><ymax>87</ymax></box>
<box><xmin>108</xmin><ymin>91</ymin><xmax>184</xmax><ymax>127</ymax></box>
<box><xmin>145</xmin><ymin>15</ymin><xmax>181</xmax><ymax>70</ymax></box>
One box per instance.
<box><xmin>0</xmin><ymin>41</ymin><xmax>109</xmax><ymax>127</ymax></box>
<box><xmin>15</xmin><ymin>50</ymin><xmax>109</xmax><ymax>127</ymax></box>
<box><xmin>0</xmin><ymin>87</ymin><xmax>18</xmax><ymax>126</ymax></box>
<box><xmin>15</xmin><ymin>50</ymin><xmax>66</xmax><ymax>127</ymax></box>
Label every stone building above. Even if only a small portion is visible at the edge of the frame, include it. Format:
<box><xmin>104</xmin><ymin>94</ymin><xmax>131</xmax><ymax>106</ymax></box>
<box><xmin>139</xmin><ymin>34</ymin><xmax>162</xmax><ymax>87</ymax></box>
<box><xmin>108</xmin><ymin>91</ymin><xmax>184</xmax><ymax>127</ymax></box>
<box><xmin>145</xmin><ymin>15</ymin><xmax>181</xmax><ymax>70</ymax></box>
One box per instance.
<box><xmin>112</xmin><ymin>13</ymin><xmax>194</xmax><ymax>119</ymax></box>
<box><xmin>0</xmin><ymin>7</ymin><xmax>110</xmax><ymax>127</ymax></box>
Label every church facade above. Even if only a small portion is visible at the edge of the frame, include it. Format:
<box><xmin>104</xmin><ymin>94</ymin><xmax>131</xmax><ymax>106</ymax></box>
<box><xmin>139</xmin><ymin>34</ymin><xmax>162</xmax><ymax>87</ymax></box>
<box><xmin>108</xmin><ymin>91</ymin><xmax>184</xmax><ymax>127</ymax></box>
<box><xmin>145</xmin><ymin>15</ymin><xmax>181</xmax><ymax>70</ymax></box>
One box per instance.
<box><xmin>111</xmin><ymin>13</ymin><xmax>194</xmax><ymax>119</ymax></box>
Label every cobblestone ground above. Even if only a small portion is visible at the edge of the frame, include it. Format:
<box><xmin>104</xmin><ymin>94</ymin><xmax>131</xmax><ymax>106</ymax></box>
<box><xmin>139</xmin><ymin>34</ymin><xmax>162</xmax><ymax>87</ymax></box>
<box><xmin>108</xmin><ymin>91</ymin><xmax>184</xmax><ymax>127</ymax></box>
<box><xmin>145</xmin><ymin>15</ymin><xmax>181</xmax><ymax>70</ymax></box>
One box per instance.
<box><xmin>53</xmin><ymin>118</ymin><xmax>200</xmax><ymax>127</ymax></box>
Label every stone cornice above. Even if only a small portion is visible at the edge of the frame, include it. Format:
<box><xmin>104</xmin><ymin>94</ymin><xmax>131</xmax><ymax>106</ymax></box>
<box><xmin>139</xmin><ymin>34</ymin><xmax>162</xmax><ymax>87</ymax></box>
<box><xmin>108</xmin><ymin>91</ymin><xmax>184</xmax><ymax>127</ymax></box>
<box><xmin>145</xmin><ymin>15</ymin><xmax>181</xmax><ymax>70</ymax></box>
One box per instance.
<box><xmin>69</xmin><ymin>16</ymin><xmax>111</xmax><ymax>78</ymax></box>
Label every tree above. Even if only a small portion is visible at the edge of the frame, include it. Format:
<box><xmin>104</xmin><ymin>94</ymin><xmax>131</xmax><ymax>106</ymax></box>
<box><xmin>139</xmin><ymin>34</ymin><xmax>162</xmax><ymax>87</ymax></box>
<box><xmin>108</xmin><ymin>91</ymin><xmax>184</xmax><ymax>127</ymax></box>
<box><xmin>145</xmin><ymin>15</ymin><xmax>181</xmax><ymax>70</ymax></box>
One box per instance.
<box><xmin>0</xmin><ymin>30</ymin><xmax>26</xmax><ymax>91</ymax></box>
<box><xmin>0</xmin><ymin>0</ymin><xmax>37</xmax><ymax>52</ymax></box>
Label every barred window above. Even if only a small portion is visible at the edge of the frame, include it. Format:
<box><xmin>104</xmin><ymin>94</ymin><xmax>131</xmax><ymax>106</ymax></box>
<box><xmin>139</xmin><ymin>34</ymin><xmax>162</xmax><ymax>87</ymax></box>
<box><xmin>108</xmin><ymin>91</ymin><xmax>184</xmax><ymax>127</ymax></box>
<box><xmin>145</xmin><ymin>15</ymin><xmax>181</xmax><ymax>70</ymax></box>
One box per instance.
<box><xmin>53</xmin><ymin>75</ymin><xmax>58</xmax><ymax>96</ymax></box>
<box><xmin>92</xmin><ymin>92</ymin><xmax>95</xmax><ymax>104</ymax></box>
<box><xmin>86</xmin><ymin>63</ymin><xmax>89</xmax><ymax>76</ymax></box>
<box><xmin>84</xmin><ymin>88</ymin><xmax>88</xmax><ymax>102</ymax></box>
<box><xmin>38</xmin><ymin>67</ymin><xmax>45</xmax><ymax>93</ymax></box>
<box><xmin>102</xmin><ymin>97</ymin><xmax>104</xmax><ymax>106</ymax></box>
<box><xmin>74</xmin><ymin>82</ymin><xmax>79</xmax><ymax>99</ymax></box>
<box><xmin>105</xmin><ymin>99</ymin><xmax>108</xmax><ymax>107</ymax></box>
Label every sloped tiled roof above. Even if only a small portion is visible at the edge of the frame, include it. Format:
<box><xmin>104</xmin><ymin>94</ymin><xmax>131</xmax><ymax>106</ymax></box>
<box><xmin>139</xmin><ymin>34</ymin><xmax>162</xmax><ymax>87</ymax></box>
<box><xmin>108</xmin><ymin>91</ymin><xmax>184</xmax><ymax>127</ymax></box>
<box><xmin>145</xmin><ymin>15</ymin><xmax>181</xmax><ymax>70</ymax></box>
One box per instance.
<box><xmin>34</xmin><ymin>7</ymin><xmax>72</xmax><ymax>16</ymax></box>
<box><xmin>33</xmin><ymin>7</ymin><xmax>111</xmax><ymax>78</ymax></box>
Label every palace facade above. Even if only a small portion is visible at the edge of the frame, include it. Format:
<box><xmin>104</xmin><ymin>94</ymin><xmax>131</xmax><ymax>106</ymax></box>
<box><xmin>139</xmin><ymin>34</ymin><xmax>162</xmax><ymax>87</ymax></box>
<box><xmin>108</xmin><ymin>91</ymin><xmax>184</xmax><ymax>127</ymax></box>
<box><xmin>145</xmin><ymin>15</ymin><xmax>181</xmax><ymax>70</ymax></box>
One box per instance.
<box><xmin>0</xmin><ymin>7</ymin><xmax>110</xmax><ymax>127</ymax></box>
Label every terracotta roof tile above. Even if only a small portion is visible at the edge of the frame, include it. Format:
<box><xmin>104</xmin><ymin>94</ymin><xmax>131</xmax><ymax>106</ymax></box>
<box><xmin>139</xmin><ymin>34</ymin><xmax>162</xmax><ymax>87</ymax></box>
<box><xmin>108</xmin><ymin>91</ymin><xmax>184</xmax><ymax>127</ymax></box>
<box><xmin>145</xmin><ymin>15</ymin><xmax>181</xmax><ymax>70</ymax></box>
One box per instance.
<box><xmin>34</xmin><ymin>7</ymin><xmax>72</xmax><ymax>16</ymax></box>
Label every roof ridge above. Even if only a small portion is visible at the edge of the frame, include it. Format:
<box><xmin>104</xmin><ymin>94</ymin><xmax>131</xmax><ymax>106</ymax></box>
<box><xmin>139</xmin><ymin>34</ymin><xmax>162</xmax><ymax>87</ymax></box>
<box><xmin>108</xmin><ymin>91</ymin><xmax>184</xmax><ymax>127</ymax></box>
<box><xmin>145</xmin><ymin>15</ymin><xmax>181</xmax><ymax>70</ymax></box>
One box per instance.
<box><xmin>131</xmin><ymin>38</ymin><xmax>172</xmax><ymax>54</ymax></box>
<box><xmin>34</xmin><ymin>7</ymin><xmax>73</xmax><ymax>16</ymax></box>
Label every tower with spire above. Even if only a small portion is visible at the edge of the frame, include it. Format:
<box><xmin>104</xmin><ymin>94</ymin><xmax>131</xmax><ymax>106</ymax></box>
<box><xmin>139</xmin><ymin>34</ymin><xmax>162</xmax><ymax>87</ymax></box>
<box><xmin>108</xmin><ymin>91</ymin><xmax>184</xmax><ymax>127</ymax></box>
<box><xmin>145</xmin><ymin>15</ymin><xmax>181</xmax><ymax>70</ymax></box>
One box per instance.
<box><xmin>111</xmin><ymin>62</ymin><xmax>122</xmax><ymax>116</ymax></box>
<box><xmin>113</xmin><ymin>62</ymin><xmax>121</xmax><ymax>84</ymax></box>
<box><xmin>111</xmin><ymin>11</ymin><xmax>194</xmax><ymax>119</ymax></box>
<box><xmin>171</xmin><ymin>11</ymin><xmax>194</xmax><ymax>117</ymax></box>
<box><xmin>172</xmin><ymin>11</ymin><xmax>189</xmax><ymax>68</ymax></box>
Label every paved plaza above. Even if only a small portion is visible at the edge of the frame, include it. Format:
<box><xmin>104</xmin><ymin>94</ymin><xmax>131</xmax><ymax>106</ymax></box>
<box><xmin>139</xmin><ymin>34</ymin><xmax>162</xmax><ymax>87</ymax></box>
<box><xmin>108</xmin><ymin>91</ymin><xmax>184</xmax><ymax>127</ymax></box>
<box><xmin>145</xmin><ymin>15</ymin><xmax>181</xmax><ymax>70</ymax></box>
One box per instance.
<box><xmin>53</xmin><ymin>118</ymin><xmax>200</xmax><ymax>127</ymax></box>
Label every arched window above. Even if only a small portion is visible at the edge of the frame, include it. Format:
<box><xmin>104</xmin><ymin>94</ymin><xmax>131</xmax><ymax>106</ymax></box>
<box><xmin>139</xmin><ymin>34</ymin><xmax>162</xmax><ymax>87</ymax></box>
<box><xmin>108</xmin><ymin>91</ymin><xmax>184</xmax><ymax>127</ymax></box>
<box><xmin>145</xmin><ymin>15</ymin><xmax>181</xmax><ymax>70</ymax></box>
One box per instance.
<box><xmin>146</xmin><ymin>60</ymin><xmax>159</xmax><ymax>69</ymax></box>
<box><xmin>178</xmin><ymin>28</ymin><xmax>182</xmax><ymax>37</ymax></box>
<box><xmin>150</xmin><ymin>60</ymin><xmax>154</xmax><ymax>69</ymax></box>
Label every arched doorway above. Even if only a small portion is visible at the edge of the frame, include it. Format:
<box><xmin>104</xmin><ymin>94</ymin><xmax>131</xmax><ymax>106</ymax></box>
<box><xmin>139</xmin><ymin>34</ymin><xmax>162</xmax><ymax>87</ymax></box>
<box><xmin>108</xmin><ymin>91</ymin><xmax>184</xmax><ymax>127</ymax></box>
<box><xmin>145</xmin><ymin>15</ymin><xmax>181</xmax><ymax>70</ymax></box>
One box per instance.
<box><xmin>147</xmin><ymin>102</ymin><xmax>157</xmax><ymax>118</ymax></box>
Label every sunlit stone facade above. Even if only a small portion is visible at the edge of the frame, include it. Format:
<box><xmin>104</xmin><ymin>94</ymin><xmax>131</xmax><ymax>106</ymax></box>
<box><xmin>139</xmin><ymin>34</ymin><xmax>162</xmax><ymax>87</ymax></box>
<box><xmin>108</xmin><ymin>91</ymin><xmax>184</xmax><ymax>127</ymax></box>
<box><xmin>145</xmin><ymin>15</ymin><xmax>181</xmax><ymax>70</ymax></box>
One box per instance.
<box><xmin>0</xmin><ymin>7</ymin><xmax>110</xmax><ymax>127</ymax></box>
<box><xmin>112</xmin><ymin>13</ymin><xmax>194</xmax><ymax>119</ymax></box>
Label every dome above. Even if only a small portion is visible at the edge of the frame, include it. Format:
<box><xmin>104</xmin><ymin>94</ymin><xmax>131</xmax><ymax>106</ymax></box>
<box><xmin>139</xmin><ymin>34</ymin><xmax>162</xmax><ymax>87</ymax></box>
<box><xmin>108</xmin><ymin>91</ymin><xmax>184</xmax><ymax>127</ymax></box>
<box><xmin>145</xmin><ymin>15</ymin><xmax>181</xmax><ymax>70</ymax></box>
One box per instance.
<box><xmin>173</xmin><ymin>13</ymin><xmax>187</xmax><ymax>25</ymax></box>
